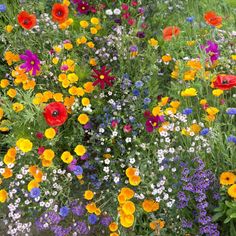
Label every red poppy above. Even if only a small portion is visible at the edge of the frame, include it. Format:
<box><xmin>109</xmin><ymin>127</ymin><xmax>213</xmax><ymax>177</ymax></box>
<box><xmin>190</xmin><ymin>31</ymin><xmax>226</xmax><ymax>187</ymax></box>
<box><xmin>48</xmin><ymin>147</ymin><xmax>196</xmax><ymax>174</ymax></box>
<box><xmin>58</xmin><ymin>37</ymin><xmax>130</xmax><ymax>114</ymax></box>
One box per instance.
<box><xmin>43</xmin><ymin>102</ymin><xmax>68</xmax><ymax>127</ymax></box>
<box><xmin>212</xmin><ymin>74</ymin><xmax>236</xmax><ymax>90</ymax></box>
<box><xmin>204</xmin><ymin>11</ymin><xmax>222</xmax><ymax>27</ymax></box>
<box><xmin>92</xmin><ymin>66</ymin><xmax>115</xmax><ymax>90</ymax></box>
<box><xmin>163</xmin><ymin>26</ymin><xmax>180</xmax><ymax>41</ymax></box>
<box><xmin>51</xmin><ymin>3</ymin><xmax>69</xmax><ymax>24</ymax></box>
<box><xmin>17</xmin><ymin>11</ymin><xmax>36</xmax><ymax>30</ymax></box>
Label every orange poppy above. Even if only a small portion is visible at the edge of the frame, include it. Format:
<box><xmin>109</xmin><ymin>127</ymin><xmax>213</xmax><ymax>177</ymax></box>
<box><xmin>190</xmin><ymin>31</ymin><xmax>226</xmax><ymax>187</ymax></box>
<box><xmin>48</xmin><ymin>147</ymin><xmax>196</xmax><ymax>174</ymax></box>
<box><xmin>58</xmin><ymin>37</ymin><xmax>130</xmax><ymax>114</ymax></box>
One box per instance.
<box><xmin>163</xmin><ymin>26</ymin><xmax>180</xmax><ymax>41</ymax></box>
<box><xmin>51</xmin><ymin>3</ymin><xmax>69</xmax><ymax>24</ymax></box>
<box><xmin>17</xmin><ymin>11</ymin><xmax>36</xmax><ymax>30</ymax></box>
<box><xmin>204</xmin><ymin>11</ymin><xmax>222</xmax><ymax>27</ymax></box>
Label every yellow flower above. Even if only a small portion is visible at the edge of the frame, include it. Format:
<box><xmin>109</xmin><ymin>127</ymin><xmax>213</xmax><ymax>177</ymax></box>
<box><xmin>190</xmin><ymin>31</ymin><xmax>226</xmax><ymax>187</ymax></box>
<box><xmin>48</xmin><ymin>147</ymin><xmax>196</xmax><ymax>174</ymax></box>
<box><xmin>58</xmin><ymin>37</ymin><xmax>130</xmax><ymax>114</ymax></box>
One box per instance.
<box><xmin>64</xmin><ymin>43</ymin><xmax>73</xmax><ymax>50</ymax></box>
<box><xmin>91</xmin><ymin>17</ymin><xmax>100</xmax><ymax>25</ymax></box>
<box><xmin>90</xmin><ymin>27</ymin><xmax>98</xmax><ymax>34</ymax></box>
<box><xmin>78</xmin><ymin>114</ymin><xmax>89</xmax><ymax>125</ymax></box>
<box><xmin>42</xmin><ymin>149</ymin><xmax>55</xmax><ymax>161</ymax></box>
<box><xmin>152</xmin><ymin>106</ymin><xmax>162</xmax><ymax>116</ymax></box>
<box><xmin>63</xmin><ymin>0</ymin><xmax>70</xmax><ymax>6</ymax></box>
<box><xmin>53</xmin><ymin>93</ymin><xmax>64</xmax><ymax>102</ymax></box>
<box><xmin>27</xmin><ymin>180</ymin><xmax>39</xmax><ymax>192</ymax></box>
<box><xmin>2</xmin><ymin>168</ymin><xmax>13</xmax><ymax>179</ymax></box>
<box><xmin>186</xmin><ymin>40</ymin><xmax>196</xmax><ymax>46</ymax></box>
<box><xmin>232</xmin><ymin>55</ymin><xmax>236</xmax><ymax>60</ymax></box>
<box><xmin>80</xmin><ymin>20</ymin><xmax>89</xmax><ymax>28</ymax></box>
<box><xmin>69</xmin><ymin>86</ymin><xmax>79</xmax><ymax>96</ymax></box>
<box><xmin>186</xmin><ymin>59</ymin><xmax>202</xmax><ymax>70</ymax></box>
<box><xmin>181</xmin><ymin>88</ymin><xmax>197</xmax><ymax>97</ymax></box>
<box><xmin>149</xmin><ymin>219</ymin><xmax>165</xmax><ymax>230</ymax></box>
<box><xmin>16</xmin><ymin>138</ymin><xmax>33</xmax><ymax>152</ymax></box>
<box><xmin>120</xmin><ymin>187</ymin><xmax>134</xmax><ymax>200</ymax></box>
<box><xmin>206</xmin><ymin>107</ymin><xmax>219</xmax><ymax>116</ymax></box>
<box><xmin>228</xmin><ymin>184</ymin><xmax>236</xmax><ymax>198</ymax></box>
<box><xmin>68</xmin><ymin>73</ymin><xmax>79</xmax><ymax>83</ymax></box>
<box><xmin>220</xmin><ymin>172</ymin><xmax>235</xmax><ymax>185</ymax></box>
<box><xmin>122</xmin><ymin>201</ymin><xmax>136</xmax><ymax>215</ymax></box>
<box><xmin>84</xmin><ymin>190</ymin><xmax>94</xmax><ymax>200</ymax></box>
<box><xmin>53</xmin><ymin>45</ymin><xmax>62</xmax><ymax>54</ymax></box>
<box><xmin>183</xmin><ymin>70</ymin><xmax>196</xmax><ymax>81</ymax></box>
<box><xmin>212</xmin><ymin>89</ymin><xmax>223</xmax><ymax>97</ymax></box>
<box><xmin>170</xmin><ymin>100</ymin><xmax>180</xmax><ymax>109</ymax></box>
<box><xmin>129</xmin><ymin>175</ymin><xmax>141</xmax><ymax>186</ymax></box>
<box><xmin>87</xmin><ymin>42</ymin><xmax>95</xmax><ymax>48</ymax></box>
<box><xmin>74</xmin><ymin>145</ymin><xmax>86</xmax><ymax>156</ymax></box>
<box><xmin>110</xmin><ymin>233</ymin><xmax>119</xmax><ymax>236</ymax></box>
<box><xmin>190</xmin><ymin>124</ymin><xmax>201</xmax><ymax>134</ymax></box>
<box><xmin>200</xmin><ymin>99</ymin><xmax>207</xmax><ymax>105</ymax></box>
<box><xmin>0</xmin><ymin>189</ymin><xmax>8</xmax><ymax>203</ymax></box>
<box><xmin>142</xmin><ymin>199</ymin><xmax>159</xmax><ymax>212</ymax></box>
<box><xmin>148</xmin><ymin>38</ymin><xmax>158</xmax><ymax>47</ymax></box>
<box><xmin>0</xmin><ymin>107</ymin><xmax>4</xmax><ymax>120</ymax></box>
<box><xmin>84</xmin><ymin>82</ymin><xmax>94</xmax><ymax>93</ymax></box>
<box><xmin>89</xmin><ymin>58</ymin><xmax>97</xmax><ymax>66</ymax></box>
<box><xmin>162</xmin><ymin>55</ymin><xmax>172</xmax><ymax>63</ymax></box>
<box><xmin>5</xmin><ymin>25</ymin><xmax>13</xmax><ymax>33</ymax></box>
<box><xmin>82</xmin><ymin>98</ymin><xmax>90</xmax><ymax>106</ymax></box>
<box><xmin>52</xmin><ymin>57</ymin><xmax>59</xmax><ymax>64</ymax></box>
<box><xmin>44</xmin><ymin>128</ymin><xmax>56</xmax><ymax>139</ymax></box>
<box><xmin>0</xmin><ymin>79</ymin><xmax>10</xmax><ymax>88</ymax></box>
<box><xmin>7</xmin><ymin>88</ymin><xmax>17</xmax><ymax>98</ymax></box>
<box><xmin>61</xmin><ymin>151</ymin><xmax>73</xmax><ymax>164</ymax></box>
<box><xmin>12</xmin><ymin>103</ymin><xmax>24</xmax><ymax>112</ymax></box>
<box><xmin>109</xmin><ymin>222</ymin><xmax>118</xmax><ymax>232</ymax></box>
<box><xmin>120</xmin><ymin>214</ymin><xmax>134</xmax><ymax>228</ymax></box>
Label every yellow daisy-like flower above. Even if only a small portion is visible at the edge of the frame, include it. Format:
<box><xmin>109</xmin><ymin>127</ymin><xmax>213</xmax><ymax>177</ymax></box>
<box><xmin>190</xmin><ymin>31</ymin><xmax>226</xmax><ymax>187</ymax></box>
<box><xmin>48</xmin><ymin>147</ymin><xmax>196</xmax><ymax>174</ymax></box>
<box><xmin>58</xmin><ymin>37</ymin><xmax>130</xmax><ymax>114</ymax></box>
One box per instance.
<box><xmin>0</xmin><ymin>189</ymin><xmax>8</xmax><ymax>203</ymax></box>
<box><xmin>16</xmin><ymin>138</ymin><xmax>33</xmax><ymax>152</ymax></box>
<box><xmin>220</xmin><ymin>172</ymin><xmax>235</xmax><ymax>185</ymax></box>
<box><xmin>12</xmin><ymin>102</ymin><xmax>24</xmax><ymax>112</ymax></box>
<box><xmin>181</xmin><ymin>88</ymin><xmax>197</xmax><ymax>97</ymax></box>
<box><xmin>74</xmin><ymin>145</ymin><xmax>86</xmax><ymax>156</ymax></box>
<box><xmin>228</xmin><ymin>184</ymin><xmax>236</xmax><ymax>198</ymax></box>
<box><xmin>61</xmin><ymin>151</ymin><xmax>73</xmax><ymax>164</ymax></box>
<box><xmin>44</xmin><ymin>128</ymin><xmax>56</xmax><ymax>139</ymax></box>
<box><xmin>78</xmin><ymin>114</ymin><xmax>89</xmax><ymax>125</ymax></box>
<box><xmin>84</xmin><ymin>190</ymin><xmax>94</xmax><ymax>200</ymax></box>
<box><xmin>148</xmin><ymin>38</ymin><xmax>158</xmax><ymax>47</ymax></box>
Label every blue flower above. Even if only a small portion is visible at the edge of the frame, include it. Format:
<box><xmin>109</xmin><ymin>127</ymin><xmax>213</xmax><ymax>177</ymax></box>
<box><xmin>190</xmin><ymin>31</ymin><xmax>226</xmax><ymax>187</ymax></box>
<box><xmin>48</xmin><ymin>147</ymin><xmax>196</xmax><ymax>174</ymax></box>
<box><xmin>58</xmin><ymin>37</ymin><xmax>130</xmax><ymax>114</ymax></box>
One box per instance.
<box><xmin>226</xmin><ymin>108</ymin><xmax>236</xmax><ymax>115</ymax></box>
<box><xmin>132</xmin><ymin>89</ymin><xmax>140</xmax><ymax>96</ymax></box>
<box><xmin>182</xmin><ymin>108</ymin><xmax>193</xmax><ymax>115</ymax></box>
<box><xmin>135</xmin><ymin>81</ymin><xmax>143</xmax><ymax>88</ymax></box>
<box><xmin>144</xmin><ymin>97</ymin><xmax>151</xmax><ymax>104</ymax></box>
<box><xmin>73</xmin><ymin>165</ymin><xmax>83</xmax><ymax>175</ymax></box>
<box><xmin>200</xmin><ymin>128</ymin><xmax>209</xmax><ymax>136</ymax></box>
<box><xmin>59</xmin><ymin>206</ymin><xmax>69</xmax><ymax>217</ymax></box>
<box><xmin>0</xmin><ymin>4</ymin><xmax>6</xmax><ymax>12</ymax></box>
<box><xmin>186</xmin><ymin>16</ymin><xmax>194</xmax><ymax>23</ymax></box>
<box><xmin>88</xmin><ymin>214</ymin><xmax>98</xmax><ymax>224</ymax></box>
<box><xmin>30</xmin><ymin>188</ymin><xmax>41</xmax><ymax>198</ymax></box>
<box><xmin>227</xmin><ymin>135</ymin><xmax>236</xmax><ymax>144</ymax></box>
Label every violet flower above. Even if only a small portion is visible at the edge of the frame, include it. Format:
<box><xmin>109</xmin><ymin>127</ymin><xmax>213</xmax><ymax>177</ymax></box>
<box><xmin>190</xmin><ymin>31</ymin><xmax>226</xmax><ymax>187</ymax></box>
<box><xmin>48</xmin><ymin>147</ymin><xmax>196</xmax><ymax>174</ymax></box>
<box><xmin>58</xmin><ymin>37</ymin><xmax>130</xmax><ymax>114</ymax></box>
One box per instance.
<box><xmin>201</xmin><ymin>41</ymin><xmax>220</xmax><ymax>63</ymax></box>
<box><xmin>145</xmin><ymin>115</ymin><xmax>164</xmax><ymax>132</ymax></box>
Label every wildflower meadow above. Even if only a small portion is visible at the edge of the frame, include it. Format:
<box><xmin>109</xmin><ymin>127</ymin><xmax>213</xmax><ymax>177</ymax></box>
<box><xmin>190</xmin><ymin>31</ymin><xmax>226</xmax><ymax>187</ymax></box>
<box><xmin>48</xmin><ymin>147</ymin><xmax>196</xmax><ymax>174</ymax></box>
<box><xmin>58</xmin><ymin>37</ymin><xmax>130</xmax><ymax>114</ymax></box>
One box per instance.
<box><xmin>0</xmin><ymin>0</ymin><xmax>236</xmax><ymax>235</ymax></box>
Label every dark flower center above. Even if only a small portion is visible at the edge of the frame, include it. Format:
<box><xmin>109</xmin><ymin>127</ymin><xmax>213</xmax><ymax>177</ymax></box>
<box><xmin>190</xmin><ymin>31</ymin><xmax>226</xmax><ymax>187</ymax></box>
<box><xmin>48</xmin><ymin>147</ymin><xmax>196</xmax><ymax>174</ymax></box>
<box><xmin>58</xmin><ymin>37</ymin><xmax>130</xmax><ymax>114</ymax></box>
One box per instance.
<box><xmin>52</xmin><ymin>110</ymin><xmax>59</xmax><ymax>117</ymax></box>
<box><xmin>222</xmin><ymin>80</ymin><xmax>228</xmax><ymax>84</ymax></box>
<box><xmin>56</xmin><ymin>10</ymin><xmax>63</xmax><ymax>16</ymax></box>
<box><xmin>23</xmin><ymin>19</ymin><xmax>30</xmax><ymax>25</ymax></box>
<box><xmin>226</xmin><ymin>177</ymin><xmax>230</xmax><ymax>181</ymax></box>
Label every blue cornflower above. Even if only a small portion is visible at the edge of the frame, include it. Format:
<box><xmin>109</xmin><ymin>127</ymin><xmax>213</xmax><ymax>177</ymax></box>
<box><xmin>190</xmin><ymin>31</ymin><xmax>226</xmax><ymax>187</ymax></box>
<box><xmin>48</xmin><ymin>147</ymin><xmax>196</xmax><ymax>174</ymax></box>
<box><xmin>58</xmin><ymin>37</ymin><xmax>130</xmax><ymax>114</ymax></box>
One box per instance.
<box><xmin>73</xmin><ymin>165</ymin><xmax>83</xmax><ymax>175</ymax></box>
<box><xmin>186</xmin><ymin>16</ymin><xmax>194</xmax><ymax>23</ymax></box>
<box><xmin>200</xmin><ymin>128</ymin><xmax>209</xmax><ymax>136</ymax></box>
<box><xmin>227</xmin><ymin>135</ymin><xmax>236</xmax><ymax>144</ymax></box>
<box><xmin>226</xmin><ymin>108</ymin><xmax>236</xmax><ymax>115</ymax></box>
<box><xmin>182</xmin><ymin>108</ymin><xmax>193</xmax><ymax>115</ymax></box>
<box><xmin>135</xmin><ymin>80</ymin><xmax>143</xmax><ymax>88</ymax></box>
<box><xmin>132</xmin><ymin>89</ymin><xmax>140</xmax><ymax>96</ymax></box>
<box><xmin>59</xmin><ymin>206</ymin><xmax>69</xmax><ymax>217</ymax></box>
<box><xmin>144</xmin><ymin>97</ymin><xmax>151</xmax><ymax>104</ymax></box>
<box><xmin>0</xmin><ymin>4</ymin><xmax>6</xmax><ymax>12</ymax></box>
<box><xmin>30</xmin><ymin>188</ymin><xmax>41</xmax><ymax>198</ymax></box>
<box><xmin>88</xmin><ymin>214</ymin><xmax>98</xmax><ymax>224</ymax></box>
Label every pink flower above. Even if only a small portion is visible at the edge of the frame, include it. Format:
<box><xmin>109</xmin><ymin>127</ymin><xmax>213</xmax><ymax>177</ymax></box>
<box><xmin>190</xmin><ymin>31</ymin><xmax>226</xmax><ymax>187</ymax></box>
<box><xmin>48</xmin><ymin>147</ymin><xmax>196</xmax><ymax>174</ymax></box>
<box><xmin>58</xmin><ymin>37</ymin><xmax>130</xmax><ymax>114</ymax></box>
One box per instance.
<box><xmin>38</xmin><ymin>147</ymin><xmax>45</xmax><ymax>155</ymax></box>
<box><xmin>111</xmin><ymin>120</ymin><xmax>118</xmax><ymax>128</ymax></box>
<box><xmin>36</xmin><ymin>132</ymin><xmax>44</xmax><ymax>139</ymax></box>
<box><xmin>122</xmin><ymin>3</ymin><xmax>129</xmax><ymax>11</ymax></box>
<box><xmin>128</xmin><ymin>18</ymin><xmax>136</xmax><ymax>26</ymax></box>
<box><xmin>123</xmin><ymin>124</ymin><xmax>132</xmax><ymax>133</ymax></box>
<box><xmin>131</xmin><ymin>1</ymin><xmax>138</xmax><ymax>6</ymax></box>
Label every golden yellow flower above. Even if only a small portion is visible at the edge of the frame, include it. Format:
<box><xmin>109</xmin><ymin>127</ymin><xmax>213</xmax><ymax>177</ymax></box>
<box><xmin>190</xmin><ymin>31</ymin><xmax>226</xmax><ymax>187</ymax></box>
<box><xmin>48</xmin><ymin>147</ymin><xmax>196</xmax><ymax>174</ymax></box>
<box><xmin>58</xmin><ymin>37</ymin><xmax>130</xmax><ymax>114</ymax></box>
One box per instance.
<box><xmin>220</xmin><ymin>172</ymin><xmax>235</xmax><ymax>185</ymax></box>
<box><xmin>44</xmin><ymin>128</ymin><xmax>56</xmax><ymax>139</ymax></box>
<box><xmin>90</xmin><ymin>27</ymin><xmax>98</xmax><ymax>34</ymax></box>
<box><xmin>64</xmin><ymin>43</ymin><xmax>73</xmax><ymax>50</ymax></box>
<box><xmin>89</xmin><ymin>58</ymin><xmax>97</xmax><ymax>66</ymax></box>
<box><xmin>91</xmin><ymin>17</ymin><xmax>100</xmax><ymax>25</ymax></box>
<box><xmin>78</xmin><ymin>113</ymin><xmax>89</xmax><ymax>125</ymax></box>
<box><xmin>206</xmin><ymin>107</ymin><xmax>219</xmax><ymax>116</ymax></box>
<box><xmin>0</xmin><ymin>189</ymin><xmax>8</xmax><ymax>203</ymax></box>
<box><xmin>16</xmin><ymin>138</ymin><xmax>33</xmax><ymax>152</ymax></box>
<box><xmin>149</xmin><ymin>219</ymin><xmax>165</xmax><ymax>230</ymax></box>
<box><xmin>42</xmin><ymin>149</ymin><xmax>55</xmax><ymax>161</ymax></box>
<box><xmin>81</xmin><ymin>98</ymin><xmax>90</xmax><ymax>106</ymax></box>
<box><xmin>5</xmin><ymin>25</ymin><xmax>13</xmax><ymax>33</ymax></box>
<box><xmin>7</xmin><ymin>88</ymin><xmax>17</xmax><ymax>98</ymax></box>
<box><xmin>181</xmin><ymin>88</ymin><xmax>197</xmax><ymax>97</ymax></box>
<box><xmin>148</xmin><ymin>38</ymin><xmax>158</xmax><ymax>47</ymax></box>
<box><xmin>0</xmin><ymin>108</ymin><xmax>4</xmax><ymax>120</ymax></box>
<box><xmin>87</xmin><ymin>42</ymin><xmax>95</xmax><ymax>48</ymax></box>
<box><xmin>84</xmin><ymin>190</ymin><xmax>94</xmax><ymax>200</ymax></box>
<box><xmin>0</xmin><ymin>79</ymin><xmax>10</xmax><ymax>88</ymax></box>
<box><xmin>68</xmin><ymin>73</ymin><xmax>79</xmax><ymax>83</ymax></box>
<box><xmin>212</xmin><ymin>89</ymin><xmax>223</xmax><ymax>97</ymax></box>
<box><xmin>74</xmin><ymin>145</ymin><xmax>86</xmax><ymax>156</ymax></box>
<box><xmin>80</xmin><ymin>20</ymin><xmax>89</xmax><ymax>28</ymax></box>
<box><xmin>12</xmin><ymin>103</ymin><xmax>24</xmax><ymax>112</ymax></box>
<box><xmin>109</xmin><ymin>222</ymin><xmax>118</xmax><ymax>232</ymax></box>
<box><xmin>228</xmin><ymin>184</ymin><xmax>236</xmax><ymax>198</ymax></box>
<box><xmin>61</xmin><ymin>151</ymin><xmax>73</xmax><ymax>164</ymax></box>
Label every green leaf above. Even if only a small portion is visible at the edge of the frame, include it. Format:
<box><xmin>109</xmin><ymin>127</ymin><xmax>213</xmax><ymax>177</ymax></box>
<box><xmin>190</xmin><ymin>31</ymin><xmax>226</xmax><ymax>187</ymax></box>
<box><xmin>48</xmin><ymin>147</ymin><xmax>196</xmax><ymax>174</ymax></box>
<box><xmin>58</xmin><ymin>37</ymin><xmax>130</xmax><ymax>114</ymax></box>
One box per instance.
<box><xmin>230</xmin><ymin>213</ymin><xmax>236</xmax><ymax>218</ymax></box>
<box><xmin>212</xmin><ymin>212</ymin><xmax>224</xmax><ymax>222</ymax></box>
<box><xmin>230</xmin><ymin>221</ymin><xmax>236</xmax><ymax>236</ymax></box>
<box><xmin>224</xmin><ymin>217</ymin><xmax>232</xmax><ymax>224</ymax></box>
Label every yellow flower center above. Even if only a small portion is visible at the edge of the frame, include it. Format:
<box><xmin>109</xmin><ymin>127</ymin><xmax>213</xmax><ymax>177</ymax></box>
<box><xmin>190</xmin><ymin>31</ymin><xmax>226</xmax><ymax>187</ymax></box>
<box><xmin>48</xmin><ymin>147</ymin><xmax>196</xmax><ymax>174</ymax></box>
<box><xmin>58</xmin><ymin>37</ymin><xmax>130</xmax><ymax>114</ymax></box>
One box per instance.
<box><xmin>100</xmin><ymin>75</ymin><xmax>105</xmax><ymax>80</ymax></box>
<box><xmin>31</xmin><ymin>61</ymin><xmax>35</xmax><ymax>65</ymax></box>
<box><xmin>153</xmin><ymin>122</ymin><xmax>157</xmax><ymax>127</ymax></box>
<box><xmin>82</xmin><ymin>6</ymin><xmax>85</xmax><ymax>10</ymax></box>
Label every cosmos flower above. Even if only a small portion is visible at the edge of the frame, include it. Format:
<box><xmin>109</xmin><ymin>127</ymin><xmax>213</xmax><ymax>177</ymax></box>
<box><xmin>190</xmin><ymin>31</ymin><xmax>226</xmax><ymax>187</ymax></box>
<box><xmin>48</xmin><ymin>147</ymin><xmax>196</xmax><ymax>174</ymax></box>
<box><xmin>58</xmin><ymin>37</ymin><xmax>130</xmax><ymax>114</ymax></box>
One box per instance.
<box><xmin>92</xmin><ymin>66</ymin><xmax>115</xmax><ymax>89</ymax></box>
<box><xmin>201</xmin><ymin>41</ymin><xmax>220</xmax><ymax>63</ymax></box>
<box><xmin>77</xmin><ymin>1</ymin><xmax>90</xmax><ymax>14</ymax></box>
<box><xmin>43</xmin><ymin>102</ymin><xmax>68</xmax><ymax>127</ymax></box>
<box><xmin>20</xmin><ymin>50</ymin><xmax>40</xmax><ymax>76</ymax></box>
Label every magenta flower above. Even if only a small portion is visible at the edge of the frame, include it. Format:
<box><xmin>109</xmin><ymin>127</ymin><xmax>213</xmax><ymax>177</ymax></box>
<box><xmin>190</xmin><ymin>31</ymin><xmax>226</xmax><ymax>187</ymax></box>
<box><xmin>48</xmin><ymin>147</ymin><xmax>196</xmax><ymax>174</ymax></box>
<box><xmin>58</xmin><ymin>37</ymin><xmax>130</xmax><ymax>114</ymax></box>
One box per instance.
<box><xmin>145</xmin><ymin>115</ymin><xmax>164</xmax><ymax>133</ymax></box>
<box><xmin>77</xmin><ymin>1</ymin><xmax>90</xmax><ymax>14</ymax></box>
<box><xmin>20</xmin><ymin>50</ymin><xmax>40</xmax><ymax>76</ymax></box>
<box><xmin>92</xmin><ymin>66</ymin><xmax>115</xmax><ymax>89</ymax></box>
<box><xmin>201</xmin><ymin>41</ymin><xmax>220</xmax><ymax>63</ymax></box>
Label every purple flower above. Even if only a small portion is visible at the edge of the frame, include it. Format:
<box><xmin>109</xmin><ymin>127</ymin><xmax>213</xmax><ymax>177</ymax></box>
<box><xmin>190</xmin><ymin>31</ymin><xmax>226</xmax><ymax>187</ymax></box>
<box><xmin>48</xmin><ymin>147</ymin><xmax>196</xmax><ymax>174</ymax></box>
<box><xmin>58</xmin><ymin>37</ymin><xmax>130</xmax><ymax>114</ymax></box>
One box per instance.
<box><xmin>136</xmin><ymin>31</ymin><xmax>145</xmax><ymax>38</ymax></box>
<box><xmin>201</xmin><ymin>41</ymin><xmax>220</xmax><ymax>63</ymax></box>
<box><xmin>182</xmin><ymin>108</ymin><xmax>193</xmax><ymax>115</ymax></box>
<box><xmin>100</xmin><ymin>216</ymin><xmax>112</xmax><ymax>226</ymax></box>
<box><xmin>77</xmin><ymin>1</ymin><xmax>90</xmax><ymax>14</ymax></box>
<box><xmin>59</xmin><ymin>206</ymin><xmax>69</xmax><ymax>217</ymax></box>
<box><xmin>226</xmin><ymin>108</ymin><xmax>236</xmax><ymax>115</ymax></box>
<box><xmin>88</xmin><ymin>214</ymin><xmax>98</xmax><ymax>224</ymax></box>
<box><xmin>73</xmin><ymin>165</ymin><xmax>83</xmax><ymax>175</ymax></box>
<box><xmin>145</xmin><ymin>115</ymin><xmax>164</xmax><ymax>132</ymax></box>
<box><xmin>30</xmin><ymin>188</ymin><xmax>40</xmax><ymax>198</ymax></box>
<box><xmin>72</xmin><ymin>221</ymin><xmax>89</xmax><ymax>234</ymax></box>
<box><xmin>71</xmin><ymin>205</ymin><xmax>85</xmax><ymax>216</ymax></box>
<box><xmin>20</xmin><ymin>50</ymin><xmax>40</xmax><ymax>76</ymax></box>
<box><xmin>227</xmin><ymin>135</ymin><xmax>236</xmax><ymax>144</ymax></box>
<box><xmin>200</xmin><ymin>128</ymin><xmax>209</xmax><ymax>136</ymax></box>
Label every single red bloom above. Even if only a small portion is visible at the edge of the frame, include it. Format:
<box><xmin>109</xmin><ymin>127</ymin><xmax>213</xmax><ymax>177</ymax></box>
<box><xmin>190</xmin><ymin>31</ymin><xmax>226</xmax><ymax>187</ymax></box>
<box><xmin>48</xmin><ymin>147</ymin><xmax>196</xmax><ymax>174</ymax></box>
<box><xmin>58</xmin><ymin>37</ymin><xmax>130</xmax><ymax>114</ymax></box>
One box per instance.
<box><xmin>51</xmin><ymin>3</ymin><xmax>69</xmax><ymax>24</ymax></box>
<box><xmin>92</xmin><ymin>66</ymin><xmax>115</xmax><ymax>89</ymax></box>
<box><xmin>163</xmin><ymin>26</ymin><xmax>180</xmax><ymax>41</ymax></box>
<box><xmin>17</xmin><ymin>11</ymin><xmax>36</xmax><ymax>30</ymax></box>
<box><xmin>43</xmin><ymin>102</ymin><xmax>68</xmax><ymax>127</ymax></box>
<box><xmin>212</xmin><ymin>74</ymin><xmax>236</xmax><ymax>90</ymax></box>
<box><xmin>77</xmin><ymin>1</ymin><xmax>90</xmax><ymax>14</ymax></box>
<box><xmin>204</xmin><ymin>11</ymin><xmax>222</xmax><ymax>27</ymax></box>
